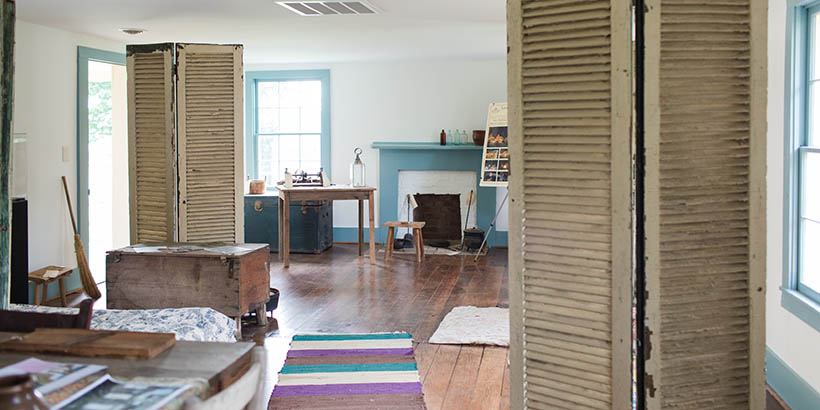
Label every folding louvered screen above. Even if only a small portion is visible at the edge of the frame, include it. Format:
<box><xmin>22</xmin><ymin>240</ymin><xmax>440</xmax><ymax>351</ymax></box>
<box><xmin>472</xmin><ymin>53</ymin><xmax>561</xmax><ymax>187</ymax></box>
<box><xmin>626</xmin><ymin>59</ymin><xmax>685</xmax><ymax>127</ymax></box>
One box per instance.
<box><xmin>642</xmin><ymin>0</ymin><xmax>766</xmax><ymax>408</ymax></box>
<box><xmin>507</xmin><ymin>0</ymin><xmax>633</xmax><ymax>408</ymax></box>
<box><xmin>127</xmin><ymin>44</ymin><xmax>177</xmax><ymax>243</ymax></box>
<box><xmin>176</xmin><ymin>44</ymin><xmax>244</xmax><ymax>243</ymax></box>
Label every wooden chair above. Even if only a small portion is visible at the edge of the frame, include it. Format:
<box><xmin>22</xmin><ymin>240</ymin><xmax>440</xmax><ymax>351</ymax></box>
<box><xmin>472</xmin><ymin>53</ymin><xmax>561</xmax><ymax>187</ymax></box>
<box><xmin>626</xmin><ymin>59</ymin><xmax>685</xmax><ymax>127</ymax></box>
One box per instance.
<box><xmin>184</xmin><ymin>346</ymin><xmax>267</xmax><ymax>410</ymax></box>
<box><xmin>0</xmin><ymin>298</ymin><xmax>93</xmax><ymax>332</ymax></box>
<box><xmin>383</xmin><ymin>221</ymin><xmax>426</xmax><ymax>263</ymax></box>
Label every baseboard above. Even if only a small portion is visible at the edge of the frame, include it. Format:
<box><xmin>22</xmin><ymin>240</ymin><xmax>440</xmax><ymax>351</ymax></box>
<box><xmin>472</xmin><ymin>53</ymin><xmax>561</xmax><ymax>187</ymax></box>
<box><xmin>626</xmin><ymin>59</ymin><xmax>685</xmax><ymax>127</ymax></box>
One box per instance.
<box><xmin>767</xmin><ymin>347</ymin><xmax>820</xmax><ymax>410</ymax></box>
<box><xmin>332</xmin><ymin>227</ymin><xmax>509</xmax><ymax>247</ymax></box>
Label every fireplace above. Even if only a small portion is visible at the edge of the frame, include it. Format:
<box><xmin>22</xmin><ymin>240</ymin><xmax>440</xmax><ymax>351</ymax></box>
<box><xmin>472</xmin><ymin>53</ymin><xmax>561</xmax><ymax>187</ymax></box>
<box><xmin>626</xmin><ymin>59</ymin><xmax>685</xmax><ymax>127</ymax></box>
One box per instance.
<box><xmin>372</xmin><ymin>142</ymin><xmax>503</xmax><ymax>246</ymax></box>
<box><xmin>413</xmin><ymin>194</ymin><xmax>462</xmax><ymax>245</ymax></box>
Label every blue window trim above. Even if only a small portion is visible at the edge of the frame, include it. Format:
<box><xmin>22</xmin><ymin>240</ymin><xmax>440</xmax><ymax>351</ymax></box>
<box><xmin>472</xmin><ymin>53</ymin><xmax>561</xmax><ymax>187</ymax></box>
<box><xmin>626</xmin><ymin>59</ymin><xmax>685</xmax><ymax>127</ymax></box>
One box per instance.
<box><xmin>76</xmin><ymin>46</ymin><xmax>126</xmax><ymax>252</ymax></box>
<box><xmin>784</xmin><ymin>0</ymin><xmax>820</xmax><ymax>332</ymax></box>
<box><xmin>244</xmin><ymin>70</ymin><xmax>331</xmax><ymax>182</ymax></box>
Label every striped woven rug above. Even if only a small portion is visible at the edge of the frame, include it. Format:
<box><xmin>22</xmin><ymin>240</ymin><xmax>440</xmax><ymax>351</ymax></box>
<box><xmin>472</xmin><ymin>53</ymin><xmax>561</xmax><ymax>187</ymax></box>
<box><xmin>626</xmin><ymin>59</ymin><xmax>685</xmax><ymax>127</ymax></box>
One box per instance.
<box><xmin>269</xmin><ymin>333</ymin><xmax>427</xmax><ymax>409</ymax></box>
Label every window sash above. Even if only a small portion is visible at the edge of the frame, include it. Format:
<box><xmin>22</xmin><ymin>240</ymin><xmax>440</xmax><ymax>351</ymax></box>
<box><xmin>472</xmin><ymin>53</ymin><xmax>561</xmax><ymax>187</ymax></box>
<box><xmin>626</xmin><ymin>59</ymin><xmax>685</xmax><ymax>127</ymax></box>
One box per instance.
<box><xmin>798</xmin><ymin>4</ymin><xmax>820</xmax><ymax>303</ymax></box>
<box><xmin>248</xmin><ymin>74</ymin><xmax>328</xmax><ymax>181</ymax></box>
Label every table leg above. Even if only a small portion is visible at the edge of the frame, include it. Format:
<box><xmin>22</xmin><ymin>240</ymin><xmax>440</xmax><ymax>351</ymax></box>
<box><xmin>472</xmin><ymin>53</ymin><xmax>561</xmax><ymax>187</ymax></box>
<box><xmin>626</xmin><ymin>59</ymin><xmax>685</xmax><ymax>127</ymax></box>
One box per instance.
<box><xmin>385</xmin><ymin>227</ymin><xmax>395</xmax><ymax>259</ymax></box>
<box><xmin>58</xmin><ymin>277</ymin><xmax>68</xmax><ymax>307</ymax></box>
<box><xmin>283</xmin><ymin>193</ymin><xmax>291</xmax><ymax>268</ymax></box>
<box><xmin>235</xmin><ymin>317</ymin><xmax>242</xmax><ymax>339</ymax></box>
<box><xmin>255</xmin><ymin>305</ymin><xmax>268</xmax><ymax>326</ymax></box>
<box><xmin>42</xmin><ymin>282</ymin><xmax>48</xmax><ymax>306</ymax></box>
<box><xmin>278</xmin><ymin>196</ymin><xmax>284</xmax><ymax>261</ymax></box>
<box><xmin>34</xmin><ymin>283</ymin><xmax>42</xmax><ymax>305</ymax></box>
<box><xmin>368</xmin><ymin>191</ymin><xmax>376</xmax><ymax>265</ymax></box>
<box><xmin>358</xmin><ymin>199</ymin><xmax>364</xmax><ymax>256</ymax></box>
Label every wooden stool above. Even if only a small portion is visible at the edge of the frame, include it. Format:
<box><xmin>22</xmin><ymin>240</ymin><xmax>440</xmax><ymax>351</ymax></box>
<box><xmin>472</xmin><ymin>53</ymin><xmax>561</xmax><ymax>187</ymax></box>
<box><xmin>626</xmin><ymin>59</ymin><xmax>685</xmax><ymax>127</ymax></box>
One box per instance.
<box><xmin>28</xmin><ymin>265</ymin><xmax>74</xmax><ymax>306</ymax></box>
<box><xmin>383</xmin><ymin>221</ymin><xmax>425</xmax><ymax>263</ymax></box>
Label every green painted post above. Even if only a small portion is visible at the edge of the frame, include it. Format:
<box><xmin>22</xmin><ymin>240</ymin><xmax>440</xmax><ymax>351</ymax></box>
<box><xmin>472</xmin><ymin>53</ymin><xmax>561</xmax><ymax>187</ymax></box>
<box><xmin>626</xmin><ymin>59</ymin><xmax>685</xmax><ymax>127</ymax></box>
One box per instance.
<box><xmin>0</xmin><ymin>0</ymin><xmax>14</xmax><ymax>309</ymax></box>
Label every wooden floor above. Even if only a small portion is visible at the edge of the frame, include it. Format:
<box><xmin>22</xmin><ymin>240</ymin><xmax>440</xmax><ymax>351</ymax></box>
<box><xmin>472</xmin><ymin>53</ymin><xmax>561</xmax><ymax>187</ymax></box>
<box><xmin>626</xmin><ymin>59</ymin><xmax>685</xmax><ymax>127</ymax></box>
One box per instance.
<box><xmin>66</xmin><ymin>243</ymin><xmax>788</xmax><ymax>410</ymax></box>
<box><xmin>252</xmin><ymin>244</ymin><xmax>510</xmax><ymax>410</ymax></box>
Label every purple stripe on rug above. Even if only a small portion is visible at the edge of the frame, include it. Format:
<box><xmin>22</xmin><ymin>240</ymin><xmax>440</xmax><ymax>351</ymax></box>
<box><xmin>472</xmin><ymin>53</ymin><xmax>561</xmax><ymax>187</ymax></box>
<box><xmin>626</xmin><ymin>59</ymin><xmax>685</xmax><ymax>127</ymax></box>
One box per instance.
<box><xmin>272</xmin><ymin>382</ymin><xmax>423</xmax><ymax>397</ymax></box>
<box><xmin>287</xmin><ymin>348</ymin><xmax>415</xmax><ymax>357</ymax></box>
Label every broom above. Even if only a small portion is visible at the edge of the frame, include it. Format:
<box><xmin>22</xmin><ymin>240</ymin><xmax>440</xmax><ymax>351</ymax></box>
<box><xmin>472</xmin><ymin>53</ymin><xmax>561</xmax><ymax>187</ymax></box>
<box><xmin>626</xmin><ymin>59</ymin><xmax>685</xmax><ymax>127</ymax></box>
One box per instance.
<box><xmin>61</xmin><ymin>176</ymin><xmax>101</xmax><ymax>300</ymax></box>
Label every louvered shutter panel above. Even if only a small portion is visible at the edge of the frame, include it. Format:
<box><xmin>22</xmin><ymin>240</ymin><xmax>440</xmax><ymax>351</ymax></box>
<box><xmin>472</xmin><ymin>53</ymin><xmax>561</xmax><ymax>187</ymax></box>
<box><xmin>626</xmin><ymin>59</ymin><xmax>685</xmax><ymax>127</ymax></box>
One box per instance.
<box><xmin>127</xmin><ymin>43</ymin><xmax>177</xmax><ymax>244</ymax></box>
<box><xmin>507</xmin><ymin>1</ymin><xmax>633</xmax><ymax>408</ymax></box>
<box><xmin>176</xmin><ymin>44</ymin><xmax>244</xmax><ymax>243</ymax></box>
<box><xmin>642</xmin><ymin>0</ymin><xmax>767</xmax><ymax>408</ymax></box>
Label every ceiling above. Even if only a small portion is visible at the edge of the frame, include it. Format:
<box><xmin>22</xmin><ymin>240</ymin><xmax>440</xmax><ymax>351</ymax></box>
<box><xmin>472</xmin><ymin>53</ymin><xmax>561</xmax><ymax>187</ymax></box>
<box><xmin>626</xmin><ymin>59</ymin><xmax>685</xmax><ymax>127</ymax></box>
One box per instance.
<box><xmin>17</xmin><ymin>0</ymin><xmax>507</xmax><ymax>63</ymax></box>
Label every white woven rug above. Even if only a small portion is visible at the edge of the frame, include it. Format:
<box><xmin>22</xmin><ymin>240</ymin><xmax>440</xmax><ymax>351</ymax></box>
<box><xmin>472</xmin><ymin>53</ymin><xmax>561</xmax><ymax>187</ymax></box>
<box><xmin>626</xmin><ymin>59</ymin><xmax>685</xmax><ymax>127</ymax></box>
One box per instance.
<box><xmin>429</xmin><ymin>306</ymin><xmax>509</xmax><ymax>346</ymax></box>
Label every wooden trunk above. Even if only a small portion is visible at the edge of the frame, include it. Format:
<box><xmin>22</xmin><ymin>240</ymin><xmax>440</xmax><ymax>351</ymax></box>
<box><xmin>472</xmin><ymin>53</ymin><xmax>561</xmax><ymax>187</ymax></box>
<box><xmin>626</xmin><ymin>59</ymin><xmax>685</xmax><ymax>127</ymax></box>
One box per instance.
<box><xmin>106</xmin><ymin>244</ymin><xmax>269</xmax><ymax>320</ymax></box>
<box><xmin>244</xmin><ymin>194</ymin><xmax>332</xmax><ymax>254</ymax></box>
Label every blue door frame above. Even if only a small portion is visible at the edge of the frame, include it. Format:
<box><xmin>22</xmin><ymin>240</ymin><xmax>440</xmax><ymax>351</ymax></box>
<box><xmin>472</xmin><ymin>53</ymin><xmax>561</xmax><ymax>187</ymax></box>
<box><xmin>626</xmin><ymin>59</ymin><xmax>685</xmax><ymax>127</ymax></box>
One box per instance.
<box><xmin>76</xmin><ymin>46</ymin><xmax>126</xmax><ymax>257</ymax></box>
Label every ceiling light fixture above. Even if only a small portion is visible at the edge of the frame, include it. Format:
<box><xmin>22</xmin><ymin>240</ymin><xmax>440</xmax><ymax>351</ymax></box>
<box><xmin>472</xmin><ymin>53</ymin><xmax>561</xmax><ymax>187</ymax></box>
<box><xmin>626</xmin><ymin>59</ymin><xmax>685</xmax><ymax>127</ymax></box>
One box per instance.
<box><xmin>276</xmin><ymin>1</ymin><xmax>379</xmax><ymax>16</ymax></box>
<box><xmin>118</xmin><ymin>28</ymin><xmax>146</xmax><ymax>35</ymax></box>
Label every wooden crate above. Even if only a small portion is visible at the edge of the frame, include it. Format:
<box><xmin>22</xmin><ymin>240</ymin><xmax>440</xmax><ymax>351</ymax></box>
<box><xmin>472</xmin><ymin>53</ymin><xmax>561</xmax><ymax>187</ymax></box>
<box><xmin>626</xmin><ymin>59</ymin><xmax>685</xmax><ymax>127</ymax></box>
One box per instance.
<box><xmin>106</xmin><ymin>244</ymin><xmax>270</xmax><ymax>321</ymax></box>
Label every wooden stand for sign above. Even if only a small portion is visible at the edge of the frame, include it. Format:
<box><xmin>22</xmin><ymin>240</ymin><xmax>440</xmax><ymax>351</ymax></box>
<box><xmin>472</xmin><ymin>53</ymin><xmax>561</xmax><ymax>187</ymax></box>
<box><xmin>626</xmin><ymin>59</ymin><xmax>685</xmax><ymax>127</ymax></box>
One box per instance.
<box><xmin>474</xmin><ymin>189</ymin><xmax>509</xmax><ymax>261</ymax></box>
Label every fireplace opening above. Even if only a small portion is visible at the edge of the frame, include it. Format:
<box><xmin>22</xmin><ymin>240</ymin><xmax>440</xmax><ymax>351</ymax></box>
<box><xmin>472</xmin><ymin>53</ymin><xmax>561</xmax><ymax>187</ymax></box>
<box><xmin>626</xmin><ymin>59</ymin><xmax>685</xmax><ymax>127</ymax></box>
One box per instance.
<box><xmin>412</xmin><ymin>193</ymin><xmax>462</xmax><ymax>247</ymax></box>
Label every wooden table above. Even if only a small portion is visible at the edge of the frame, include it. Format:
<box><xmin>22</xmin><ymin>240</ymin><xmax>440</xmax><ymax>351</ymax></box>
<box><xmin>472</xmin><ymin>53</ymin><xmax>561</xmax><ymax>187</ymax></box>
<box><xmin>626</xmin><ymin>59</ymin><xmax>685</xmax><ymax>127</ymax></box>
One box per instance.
<box><xmin>0</xmin><ymin>332</ymin><xmax>255</xmax><ymax>397</ymax></box>
<box><xmin>28</xmin><ymin>266</ymin><xmax>74</xmax><ymax>306</ymax></box>
<box><xmin>277</xmin><ymin>185</ymin><xmax>376</xmax><ymax>267</ymax></box>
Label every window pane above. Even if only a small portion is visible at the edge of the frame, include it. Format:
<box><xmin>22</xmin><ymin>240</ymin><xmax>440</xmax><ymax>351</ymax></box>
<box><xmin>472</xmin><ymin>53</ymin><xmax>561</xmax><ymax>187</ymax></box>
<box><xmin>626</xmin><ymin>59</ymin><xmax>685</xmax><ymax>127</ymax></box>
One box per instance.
<box><xmin>299</xmin><ymin>81</ymin><xmax>322</xmax><ymax>108</ymax></box>
<box><xmin>801</xmin><ymin>219</ymin><xmax>820</xmax><ymax>294</ymax></box>
<box><xmin>258</xmin><ymin>108</ymin><xmax>279</xmax><ymax>134</ymax></box>
<box><xmin>279</xmin><ymin>81</ymin><xmax>302</xmax><ymax>108</ymax></box>
<box><xmin>301</xmin><ymin>135</ymin><xmax>321</xmax><ymax>163</ymax></box>
<box><xmin>257</xmin><ymin>134</ymin><xmax>278</xmax><ymax>182</ymax></box>
<box><xmin>301</xmin><ymin>106</ymin><xmax>321</xmax><ymax>133</ymax></box>
<box><xmin>279</xmin><ymin>107</ymin><xmax>300</xmax><ymax>133</ymax></box>
<box><xmin>280</xmin><ymin>134</ymin><xmax>300</xmax><ymax>162</ymax></box>
<box><xmin>806</xmin><ymin>151</ymin><xmax>820</xmax><ymax>221</ymax></box>
<box><xmin>258</xmin><ymin>82</ymin><xmax>279</xmax><ymax>109</ymax></box>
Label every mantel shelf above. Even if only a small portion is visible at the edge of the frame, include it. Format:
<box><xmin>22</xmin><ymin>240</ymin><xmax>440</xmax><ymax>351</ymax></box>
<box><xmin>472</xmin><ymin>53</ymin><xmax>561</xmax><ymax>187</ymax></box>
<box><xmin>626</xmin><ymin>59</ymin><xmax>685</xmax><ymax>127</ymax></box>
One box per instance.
<box><xmin>371</xmin><ymin>142</ymin><xmax>483</xmax><ymax>151</ymax></box>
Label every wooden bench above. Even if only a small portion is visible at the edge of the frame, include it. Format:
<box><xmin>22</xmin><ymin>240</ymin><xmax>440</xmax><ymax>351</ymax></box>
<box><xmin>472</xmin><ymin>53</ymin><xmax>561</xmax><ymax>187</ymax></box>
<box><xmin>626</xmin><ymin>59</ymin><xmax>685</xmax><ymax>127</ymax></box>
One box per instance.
<box><xmin>383</xmin><ymin>221</ymin><xmax>425</xmax><ymax>262</ymax></box>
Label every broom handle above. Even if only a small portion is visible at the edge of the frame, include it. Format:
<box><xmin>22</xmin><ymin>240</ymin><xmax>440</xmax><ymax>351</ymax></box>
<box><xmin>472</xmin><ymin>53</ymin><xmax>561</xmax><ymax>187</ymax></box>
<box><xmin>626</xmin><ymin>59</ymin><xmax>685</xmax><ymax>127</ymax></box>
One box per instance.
<box><xmin>61</xmin><ymin>176</ymin><xmax>79</xmax><ymax>236</ymax></box>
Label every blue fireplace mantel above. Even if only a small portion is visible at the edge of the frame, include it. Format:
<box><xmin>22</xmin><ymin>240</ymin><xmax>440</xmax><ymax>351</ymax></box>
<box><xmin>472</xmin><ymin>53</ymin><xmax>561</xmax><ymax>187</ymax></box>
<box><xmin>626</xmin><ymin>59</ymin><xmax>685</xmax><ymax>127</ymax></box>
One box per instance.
<box><xmin>371</xmin><ymin>141</ymin><xmax>505</xmax><ymax>247</ymax></box>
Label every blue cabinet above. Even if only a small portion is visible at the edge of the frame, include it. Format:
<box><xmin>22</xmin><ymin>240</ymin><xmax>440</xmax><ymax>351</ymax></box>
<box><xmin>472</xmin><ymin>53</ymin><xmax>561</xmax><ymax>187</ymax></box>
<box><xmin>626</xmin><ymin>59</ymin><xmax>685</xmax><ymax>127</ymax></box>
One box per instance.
<box><xmin>244</xmin><ymin>194</ymin><xmax>333</xmax><ymax>254</ymax></box>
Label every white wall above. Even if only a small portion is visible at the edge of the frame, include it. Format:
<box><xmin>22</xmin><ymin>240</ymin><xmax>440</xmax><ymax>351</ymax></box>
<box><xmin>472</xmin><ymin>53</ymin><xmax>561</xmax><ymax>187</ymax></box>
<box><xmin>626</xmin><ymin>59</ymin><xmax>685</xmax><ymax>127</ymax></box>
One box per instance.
<box><xmin>246</xmin><ymin>59</ymin><xmax>509</xmax><ymax>232</ymax></box>
<box><xmin>766</xmin><ymin>0</ymin><xmax>820</xmax><ymax>391</ymax></box>
<box><xmin>12</xmin><ymin>21</ymin><xmax>124</xmax><ymax>292</ymax></box>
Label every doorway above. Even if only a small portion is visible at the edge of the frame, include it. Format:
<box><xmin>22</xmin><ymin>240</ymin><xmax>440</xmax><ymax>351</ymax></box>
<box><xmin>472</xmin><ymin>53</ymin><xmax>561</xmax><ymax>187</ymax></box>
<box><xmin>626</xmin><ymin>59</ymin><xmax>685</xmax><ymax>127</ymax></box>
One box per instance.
<box><xmin>77</xmin><ymin>47</ymin><xmax>128</xmax><ymax>289</ymax></box>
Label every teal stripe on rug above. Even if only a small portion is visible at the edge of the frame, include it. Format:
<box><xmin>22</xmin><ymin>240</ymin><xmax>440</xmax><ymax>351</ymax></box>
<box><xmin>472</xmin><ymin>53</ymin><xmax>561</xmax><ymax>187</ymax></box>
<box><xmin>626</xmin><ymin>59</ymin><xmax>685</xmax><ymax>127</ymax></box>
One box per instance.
<box><xmin>280</xmin><ymin>362</ymin><xmax>418</xmax><ymax>374</ymax></box>
<box><xmin>292</xmin><ymin>333</ymin><xmax>412</xmax><ymax>341</ymax></box>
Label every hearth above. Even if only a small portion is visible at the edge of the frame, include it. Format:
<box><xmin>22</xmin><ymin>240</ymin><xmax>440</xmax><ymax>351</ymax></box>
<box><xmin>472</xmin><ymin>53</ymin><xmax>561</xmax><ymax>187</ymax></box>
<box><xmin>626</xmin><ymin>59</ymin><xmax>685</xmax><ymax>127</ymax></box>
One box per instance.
<box><xmin>413</xmin><ymin>193</ymin><xmax>462</xmax><ymax>246</ymax></box>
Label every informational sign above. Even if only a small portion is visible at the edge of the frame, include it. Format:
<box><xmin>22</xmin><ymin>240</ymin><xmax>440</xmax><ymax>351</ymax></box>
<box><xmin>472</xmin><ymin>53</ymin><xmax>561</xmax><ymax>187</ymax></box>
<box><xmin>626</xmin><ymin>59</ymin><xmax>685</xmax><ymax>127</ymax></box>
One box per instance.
<box><xmin>479</xmin><ymin>103</ymin><xmax>509</xmax><ymax>187</ymax></box>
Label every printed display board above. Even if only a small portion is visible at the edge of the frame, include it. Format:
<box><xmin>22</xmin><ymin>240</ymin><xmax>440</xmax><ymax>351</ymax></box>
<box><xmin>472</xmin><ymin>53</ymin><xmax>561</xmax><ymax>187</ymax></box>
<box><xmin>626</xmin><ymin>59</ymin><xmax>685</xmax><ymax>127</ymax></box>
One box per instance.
<box><xmin>479</xmin><ymin>103</ymin><xmax>509</xmax><ymax>187</ymax></box>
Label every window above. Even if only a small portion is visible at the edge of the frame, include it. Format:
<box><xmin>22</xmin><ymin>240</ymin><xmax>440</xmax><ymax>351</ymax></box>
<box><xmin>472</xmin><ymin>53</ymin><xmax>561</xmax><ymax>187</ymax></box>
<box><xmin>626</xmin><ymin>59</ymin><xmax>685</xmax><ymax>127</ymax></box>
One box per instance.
<box><xmin>245</xmin><ymin>70</ymin><xmax>330</xmax><ymax>184</ymax></box>
<box><xmin>800</xmin><ymin>6</ymin><xmax>820</xmax><ymax>302</ymax></box>
<box><xmin>785</xmin><ymin>0</ymin><xmax>820</xmax><ymax>330</ymax></box>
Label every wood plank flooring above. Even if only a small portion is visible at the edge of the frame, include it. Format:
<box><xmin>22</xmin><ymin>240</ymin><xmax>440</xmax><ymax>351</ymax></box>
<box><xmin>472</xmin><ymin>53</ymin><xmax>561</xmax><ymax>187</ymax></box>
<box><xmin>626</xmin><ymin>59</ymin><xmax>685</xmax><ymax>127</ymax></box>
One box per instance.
<box><xmin>253</xmin><ymin>244</ymin><xmax>510</xmax><ymax>410</ymax></box>
<box><xmin>66</xmin><ymin>242</ymin><xmax>787</xmax><ymax>410</ymax></box>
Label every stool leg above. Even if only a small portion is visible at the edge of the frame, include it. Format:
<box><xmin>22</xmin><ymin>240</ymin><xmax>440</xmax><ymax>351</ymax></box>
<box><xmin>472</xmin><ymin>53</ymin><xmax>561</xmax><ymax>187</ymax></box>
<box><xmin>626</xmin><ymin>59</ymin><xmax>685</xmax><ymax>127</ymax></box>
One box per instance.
<box><xmin>386</xmin><ymin>227</ymin><xmax>395</xmax><ymax>259</ymax></box>
<box><xmin>417</xmin><ymin>228</ymin><xmax>425</xmax><ymax>259</ymax></box>
<box><xmin>42</xmin><ymin>282</ymin><xmax>48</xmax><ymax>306</ymax></box>
<box><xmin>414</xmin><ymin>229</ymin><xmax>423</xmax><ymax>263</ymax></box>
<box><xmin>34</xmin><ymin>283</ymin><xmax>42</xmax><ymax>305</ymax></box>
<box><xmin>59</xmin><ymin>277</ymin><xmax>68</xmax><ymax>307</ymax></box>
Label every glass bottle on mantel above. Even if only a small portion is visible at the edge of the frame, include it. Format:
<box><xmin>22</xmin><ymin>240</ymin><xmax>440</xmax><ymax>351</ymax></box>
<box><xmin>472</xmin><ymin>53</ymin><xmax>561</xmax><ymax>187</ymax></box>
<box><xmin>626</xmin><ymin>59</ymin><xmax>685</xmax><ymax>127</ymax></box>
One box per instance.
<box><xmin>350</xmin><ymin>147</ymin><xmax>366</xmax><ymax>187</ymax></box>
<box><xmin>440</xmin><ymin>129</ymin><xmax>446</xmax><ymax>145</ymax></box>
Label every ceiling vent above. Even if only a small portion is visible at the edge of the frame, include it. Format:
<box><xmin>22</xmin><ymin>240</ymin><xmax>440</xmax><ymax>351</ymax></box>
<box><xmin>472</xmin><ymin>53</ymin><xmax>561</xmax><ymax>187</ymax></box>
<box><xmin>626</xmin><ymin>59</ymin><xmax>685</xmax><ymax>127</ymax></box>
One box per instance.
<box><xmin>277</xmin><ymin>1</ymin><xmax>379</xmax><ymax>16</ymax></box>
